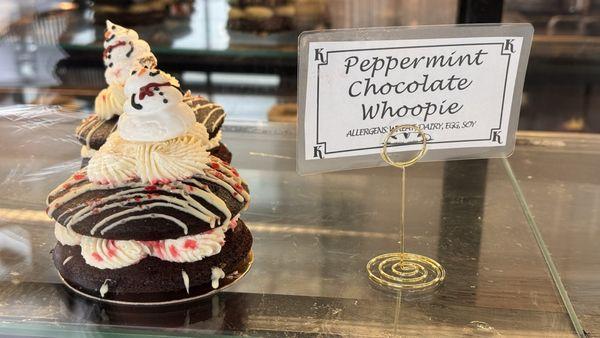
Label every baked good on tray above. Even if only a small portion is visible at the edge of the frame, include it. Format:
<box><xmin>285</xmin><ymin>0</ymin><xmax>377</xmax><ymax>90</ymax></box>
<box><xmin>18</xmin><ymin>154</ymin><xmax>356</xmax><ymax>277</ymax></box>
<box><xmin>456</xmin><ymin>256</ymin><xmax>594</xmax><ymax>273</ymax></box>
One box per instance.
<box><xmin>92</xmin><ymin>0</ymin><xmax>170</xmax><ymax>25</ymax></box>
<box><xmin>48</xmin><ymin>66</ymin><xmax>252</xmax><ymax>303</ymax></box>
<box><xmin>77</xmin><ymin>21</ymin><xmax>231</xmax><ymax>165</ymax></box>
<box><xmin>77</xmin><ymin>20</ymin><xmax>156</xmax><ymax>162</ymax></box>
<box><xmin>227</xmin><ymin>0</ymin><xmax>296</xmax><ymax>34</ymax></box>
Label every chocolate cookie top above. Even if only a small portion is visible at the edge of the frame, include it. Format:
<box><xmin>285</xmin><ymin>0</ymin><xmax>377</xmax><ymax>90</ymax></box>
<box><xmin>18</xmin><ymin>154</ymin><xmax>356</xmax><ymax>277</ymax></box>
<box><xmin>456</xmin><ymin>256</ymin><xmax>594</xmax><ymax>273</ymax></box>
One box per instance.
<box><xmin>47</xmin><ymin>156</ymin><xmax>249</xmax><ymax>240</ymax></box>
<box><xmin>76</xmin><ymin>115</ymin><xmax>118</xmax><ymax>151</ymax></box>
<box><xmin>76</xmin><ymin>92</ymin><xmax>226</xmax><ymax>151</ymax></box>
<box><xmin>184</xmin><ymin>92</ymin><xmax>225</xmax><ymax>139</ymax></box>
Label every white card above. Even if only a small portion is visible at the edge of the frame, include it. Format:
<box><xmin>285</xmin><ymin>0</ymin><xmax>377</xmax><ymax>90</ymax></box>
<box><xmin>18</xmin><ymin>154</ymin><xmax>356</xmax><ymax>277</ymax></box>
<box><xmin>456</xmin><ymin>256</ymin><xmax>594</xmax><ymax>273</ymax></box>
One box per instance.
<box><xmin>297</xmin><ymin>24</ymin><xmax>533</xmax><ymax>175</ymax></box>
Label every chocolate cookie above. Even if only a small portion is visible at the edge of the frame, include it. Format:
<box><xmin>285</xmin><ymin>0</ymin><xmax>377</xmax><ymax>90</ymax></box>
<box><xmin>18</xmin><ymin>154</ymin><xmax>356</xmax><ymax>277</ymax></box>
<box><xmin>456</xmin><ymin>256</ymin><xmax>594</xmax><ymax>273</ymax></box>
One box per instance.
<box><xmin>47</xmin><ymin>158</ymin><xmax>249</xmax><ymax>240</ymax></box>
<box><xmin>187</xmin><ymin>96</ymin><xmax>226</xmax><ymax>139</ymax></box>
<box><xmin>53</xmin><ymin>221</ymin><xmax>252</xmax><ymax>302</ymax></box>
<box><xmin>209</xmin><ymin>143</ymin><xmax>232</xmax><ymax>164</ymax></box>
<box><xmin>76</xmin><ymin>115</ymin><xmax>118</xmax><ymax>152</ymax></box>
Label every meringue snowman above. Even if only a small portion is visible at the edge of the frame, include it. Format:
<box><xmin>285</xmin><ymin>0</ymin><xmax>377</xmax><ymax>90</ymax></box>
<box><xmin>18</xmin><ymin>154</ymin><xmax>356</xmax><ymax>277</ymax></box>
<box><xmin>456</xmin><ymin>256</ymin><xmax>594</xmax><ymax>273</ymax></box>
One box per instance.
<box><xmin>119</xmin><ymin>67</ymin><xmax>198</xmax><ymax>143</ymax></box>
<box><xmin>102</xmin><ymin>20</ymin><xmax>156</xmax><ymax>86</ymax></box>
<box><xmin>95</xmin><ymin>21</ymin><xmax>156</xmax><ymax>120</ymax></box>
<box><xmin>88</xmin><ymin>66</ymin><xmax>212</xmax><ymax>185</ymax></box>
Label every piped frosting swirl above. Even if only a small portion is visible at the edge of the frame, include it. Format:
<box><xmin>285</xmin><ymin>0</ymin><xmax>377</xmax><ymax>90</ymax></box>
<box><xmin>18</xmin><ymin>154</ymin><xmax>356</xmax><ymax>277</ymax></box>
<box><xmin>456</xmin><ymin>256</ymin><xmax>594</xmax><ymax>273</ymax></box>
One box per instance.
<box><xmin>55</xmin><ymin>222</ymin><xmax>227</xmax><ymax>269</ymax></box>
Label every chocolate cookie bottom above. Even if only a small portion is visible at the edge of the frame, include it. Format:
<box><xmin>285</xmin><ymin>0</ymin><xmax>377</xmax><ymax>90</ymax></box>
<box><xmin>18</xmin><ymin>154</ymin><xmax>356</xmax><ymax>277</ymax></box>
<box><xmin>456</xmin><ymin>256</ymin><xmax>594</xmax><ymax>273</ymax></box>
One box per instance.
<box><xmin>53</xmin><ymin>221</ymin><xmax>252</xmax><ymax>303</ymax></box>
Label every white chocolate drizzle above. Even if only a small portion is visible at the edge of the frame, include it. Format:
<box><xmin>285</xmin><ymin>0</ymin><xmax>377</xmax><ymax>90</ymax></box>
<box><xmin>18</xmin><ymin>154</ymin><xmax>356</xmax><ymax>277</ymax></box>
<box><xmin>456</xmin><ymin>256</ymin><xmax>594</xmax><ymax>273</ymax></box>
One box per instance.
<box><xmin>62</xmin><ymin>256</ymin><xmax>73</xmax><ymax>265</ymax></box>
<box><xmin>182</xmin><ymin>270</ymin><xmax>190</xmax><ymax>294</ymax></box>
<box><xmin>75</xmin><ymin>115</ymin><xmax>118</xmax><ymax>149</ymax></box>
<box><xmin>48</xmin><ymin>159</ymin><xmax>248</xmax><ymax>238</ymax></box>
<box><xmin>99</xmin><ymin>279</ymin><xmax>111</xmax><ymax>298</ymax></box>
<box><xmin>211</xmin><ymin>267</ymin><xmax>225</xmax><ymax>289</ymax></box>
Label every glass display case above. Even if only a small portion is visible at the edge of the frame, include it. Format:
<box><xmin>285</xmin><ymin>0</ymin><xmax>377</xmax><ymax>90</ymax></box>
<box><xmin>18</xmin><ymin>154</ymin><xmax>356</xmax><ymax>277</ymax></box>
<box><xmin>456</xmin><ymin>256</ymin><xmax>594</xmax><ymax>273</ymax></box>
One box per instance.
<box><xmin>0</xmin><ymin>0</ymin><xmax>598</xmax><ymax>336</ymax></box>
<box><xmin>0</xmin><ymin>116</ymin><xmax>597</xmax><ymax>336</ymax></box>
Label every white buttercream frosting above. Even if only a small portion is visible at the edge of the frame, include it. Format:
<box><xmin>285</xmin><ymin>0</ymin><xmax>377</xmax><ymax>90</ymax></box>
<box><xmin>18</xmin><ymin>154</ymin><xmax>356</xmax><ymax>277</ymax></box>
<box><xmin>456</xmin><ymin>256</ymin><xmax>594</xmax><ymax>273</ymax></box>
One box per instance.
<box><xmin>54</xmin><ymin>222</ymin><xmax>82</xmax><ymax>246</ymax></box>
<box><xmin>87</xmin><ymin>133</ymin><xmax>138</xmax><ymax>184</ymax></box>
<box><xmin>80</xmin><ymin>236</ymin><xmax>149</xmax><ymax>269</ymax></box>
<box><xmin>54</xmin><ymin>222</ymin><xmax>227</xmax><ymax>269</ymax></box>
<box><xmin>94</xmin><ymin>84</ymin><xmax>127</xmax><ymax>120</ymax></box>
<box><xmin>147</xmin><ymin>226</ymin><xmax>225</xmax><ymax>263</ymax></box>
<box><xmin>88</xmin><ymin>130</ymin><xmax>211</xmax><ymax>185</ymax></box>
<box><xmin>80</xmin><ymin>146</ymin><xmax>97</xmax><ymax>158</ymax></box>
<box><xmin>206</xmin><ymin>130</ymin><xmax>222</xmax><ymax>150</ymax></box>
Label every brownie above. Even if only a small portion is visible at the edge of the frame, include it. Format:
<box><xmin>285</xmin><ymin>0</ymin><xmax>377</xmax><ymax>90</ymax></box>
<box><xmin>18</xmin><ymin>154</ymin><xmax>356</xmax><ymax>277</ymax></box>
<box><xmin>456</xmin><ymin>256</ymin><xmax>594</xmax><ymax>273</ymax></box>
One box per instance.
<box><xmin>53</xmin><ymin>221</ymin><xmax>253</xmax><ymax>302</ymax></box>
<box><xmin>47</xmin><ymin>161</ymin><xmax>248</xmax><ymax>240</ymax></box>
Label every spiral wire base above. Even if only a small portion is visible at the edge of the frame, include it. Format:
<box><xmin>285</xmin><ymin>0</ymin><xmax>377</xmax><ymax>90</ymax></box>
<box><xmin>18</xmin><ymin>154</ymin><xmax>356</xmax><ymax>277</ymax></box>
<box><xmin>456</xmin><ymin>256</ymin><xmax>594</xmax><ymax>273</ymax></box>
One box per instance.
<box><xmin>367</xmin><ymin>252</ymin><xmax>445</xmax><ymax>292</ymax></box>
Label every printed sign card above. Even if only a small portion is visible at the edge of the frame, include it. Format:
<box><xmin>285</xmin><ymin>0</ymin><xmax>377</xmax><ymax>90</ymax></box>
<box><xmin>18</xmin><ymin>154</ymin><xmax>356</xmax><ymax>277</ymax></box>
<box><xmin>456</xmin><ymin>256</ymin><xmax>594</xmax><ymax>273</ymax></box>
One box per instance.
<box><xmin>297</xmin><ymin>24</ymin><xmax>533</xmax><ymax>174</ymax></box>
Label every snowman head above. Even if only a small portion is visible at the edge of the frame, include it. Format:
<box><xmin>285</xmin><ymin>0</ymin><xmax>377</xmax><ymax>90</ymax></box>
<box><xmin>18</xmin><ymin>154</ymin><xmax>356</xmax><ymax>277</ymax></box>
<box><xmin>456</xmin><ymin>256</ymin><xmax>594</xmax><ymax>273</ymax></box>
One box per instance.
<box><xmin>119</xmin><ymin>67</ymin><xmax>196</xmax><ymax>142</ymax></box>
<box><xmin>102</xmin><ymin>20</ymin><xmax>156</xmax><ymax>86</ymax></box>
<box><xmin>123</xmin><ymin>67</ymin><xmax>183</xmax><ymax>115</ymax></box>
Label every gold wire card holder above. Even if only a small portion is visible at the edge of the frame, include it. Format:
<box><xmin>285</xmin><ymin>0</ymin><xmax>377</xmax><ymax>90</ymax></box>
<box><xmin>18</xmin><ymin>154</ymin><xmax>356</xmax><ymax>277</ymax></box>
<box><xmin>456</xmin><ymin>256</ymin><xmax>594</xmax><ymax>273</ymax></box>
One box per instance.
<box><xmin>366</xmin><ymin>124</ymin><xmax>446</xmax><ymax>292</ymax></box>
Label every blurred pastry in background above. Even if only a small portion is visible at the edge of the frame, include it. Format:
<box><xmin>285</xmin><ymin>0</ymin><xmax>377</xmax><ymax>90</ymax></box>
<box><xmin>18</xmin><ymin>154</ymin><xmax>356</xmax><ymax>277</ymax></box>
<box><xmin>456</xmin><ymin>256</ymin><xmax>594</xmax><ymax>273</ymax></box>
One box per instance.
<box><xmin>227</xmin><ymin>0</ymin><xmax>296</xmax><ymax>34</ymax></box>
<box><xmin>268</xmin><ymin>102</ymin><xmax>296</xmax><ymax>123</ymax></box>
<box><xmin>92</xmin><ymin>0</ymin><xmax>170</xmax><ymax>26</ymax></box>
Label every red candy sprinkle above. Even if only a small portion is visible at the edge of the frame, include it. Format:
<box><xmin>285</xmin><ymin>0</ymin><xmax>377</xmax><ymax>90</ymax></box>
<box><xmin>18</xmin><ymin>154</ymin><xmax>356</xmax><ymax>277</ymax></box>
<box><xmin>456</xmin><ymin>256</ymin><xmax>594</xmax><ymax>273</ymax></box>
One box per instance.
<box><xmin>73</xmin><ymin>173</ymin><xmax>86</xmax><ymax>180</ymax></box>
<box><xmin>184</xmin><ymin>239</ymin><xmax>197</xmax><ymax>249</ymax></box>
<box><xmin>92</xmin><ymin>252</ymin><xmax>103</xmax><ymax>262</ymax></box>
<box><xmin>210</xmin><ymin>162</ymin><xmax>220</xmax><ymax>170</ymax></box>
<box><xmin>144</xmin><ymin>185</ymin><xmax>158</xmax><ymax>191</ymax></box>
<box><xmin>134</xmin><ymin>197</ymin><xmax>141</xmax><ymax>202</ymax></box>
<box><xmin>169</xmin><ymin>245</ymin><xmax>179</xmax><ymax>257</ymax></box>
<box><xmin>107</xmin><ymin>240</ymin><xmax>116</xmax><ymax>257</ymax></box>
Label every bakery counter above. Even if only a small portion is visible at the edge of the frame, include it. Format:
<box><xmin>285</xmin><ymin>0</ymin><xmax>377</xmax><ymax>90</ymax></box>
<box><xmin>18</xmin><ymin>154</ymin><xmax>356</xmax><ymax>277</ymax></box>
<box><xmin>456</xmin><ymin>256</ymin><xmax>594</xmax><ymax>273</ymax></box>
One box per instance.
<box><xmin>0</xmin><ymin>110</ymin><xmax>591</xmax><ymax>336</ymax></box>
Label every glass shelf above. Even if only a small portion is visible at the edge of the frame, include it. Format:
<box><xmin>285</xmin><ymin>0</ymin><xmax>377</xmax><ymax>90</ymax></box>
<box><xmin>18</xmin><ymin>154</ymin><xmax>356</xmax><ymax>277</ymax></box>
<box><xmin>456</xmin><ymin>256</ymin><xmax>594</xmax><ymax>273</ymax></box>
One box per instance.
<box><xmin>0</xmin><ymin>112</ymin><xmax>585</xmax><ymax>336</ymax></box>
